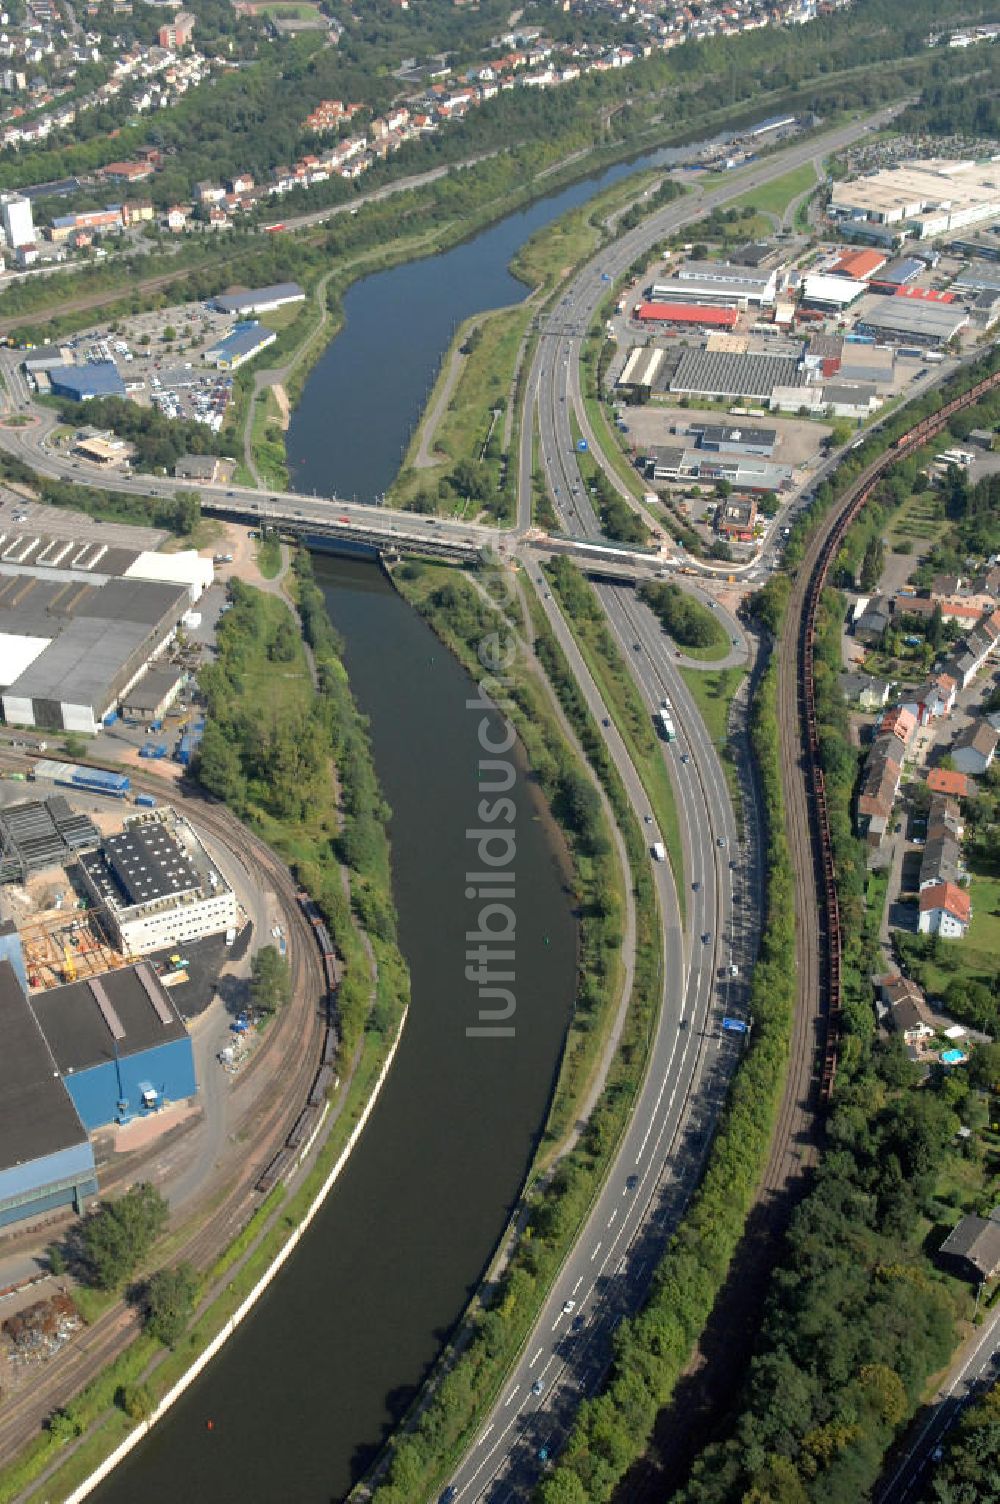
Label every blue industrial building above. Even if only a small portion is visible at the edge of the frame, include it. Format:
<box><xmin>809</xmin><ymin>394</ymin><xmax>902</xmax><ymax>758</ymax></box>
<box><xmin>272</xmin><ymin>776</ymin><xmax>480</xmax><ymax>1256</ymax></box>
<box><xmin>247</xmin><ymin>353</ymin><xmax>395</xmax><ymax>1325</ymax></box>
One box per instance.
<box><xmin>31</xmin><ymin>963</ymin><xmax>196</xmax><ymax>1131</ymax></box>
<box><xmin>204</xmin><ymin>321</ymin><xmax>277</xmax><ymax>372</ymax></box>
<box><xmin>48</xmin><ymin>361</ymin><xmax>126</xmax><ymax>402</ymax></box>
<box><xmin>0</xmin><ymin>961</ymin><xmax>97</xmax><ymax>1230</ymax></box>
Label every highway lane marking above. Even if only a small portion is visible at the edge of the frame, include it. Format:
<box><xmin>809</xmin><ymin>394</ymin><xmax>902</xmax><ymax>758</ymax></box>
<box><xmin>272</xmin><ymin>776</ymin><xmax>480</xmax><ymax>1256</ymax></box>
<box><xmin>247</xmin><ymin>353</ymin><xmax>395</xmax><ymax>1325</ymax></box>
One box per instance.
<box><xmin>529</xmin><ymin>1347</ymin><xmax>543</xmax><ymax>1367</ymax></box>
<box><xmin>504</xmin><ymin>1387</ymin><xmax>519</xmax><ymax>1407</ymax></box>
<box><xmin>572</xmin><ymin>1276</ymin><xmax>583</xmax><ymax>1294</ymax></box>
<box><xmin>590</xmin><ymin>1240</ymin><xmax>602</xmax><ymax>1260</ymax></box>
<box><xmin>607</xmin><ymin>1208</ymin><xmax>618</xmax><ymax>1226</ymax></box>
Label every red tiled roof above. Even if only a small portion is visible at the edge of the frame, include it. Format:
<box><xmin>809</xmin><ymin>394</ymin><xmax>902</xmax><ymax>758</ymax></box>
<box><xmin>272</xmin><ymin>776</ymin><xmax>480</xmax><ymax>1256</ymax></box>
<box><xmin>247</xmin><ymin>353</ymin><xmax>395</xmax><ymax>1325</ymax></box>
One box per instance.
<box><xmin>927</xmin><ymin>769</ymin><xmax>969</xmax><ymax>797</ymax></box>
<box><xmin>919</xmin><ymin>882</ymin><xmax>971</xmax><ymax>923</ymax></box>
<box><xmin>635</xmin><ymin>302</ymin><xmax>738</xmax><ymax>327</ymax></box>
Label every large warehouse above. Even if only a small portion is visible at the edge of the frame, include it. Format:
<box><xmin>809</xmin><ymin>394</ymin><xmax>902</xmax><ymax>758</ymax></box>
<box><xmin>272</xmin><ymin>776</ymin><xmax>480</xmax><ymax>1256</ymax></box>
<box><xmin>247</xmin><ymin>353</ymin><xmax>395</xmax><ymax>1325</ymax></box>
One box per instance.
<box><xmin>30</xmin><ymin>962</ymin><xmax>196</xmax><ymax>1131</ymax></box>
<box><xmin>79</xmin><ymin>807</ymin><xmax>238</xmax><ymax>955</ymax></box>
<box><xmin>205</xmin><ymin>321</ymin><xmax>277</xmax><ymax>371</ymax></box>
<box><xmin>830</xmin><ymin>159</ymin><xmax>1000</xmax><ymax>239</ymax></box>
<box><xmin>47</xmin><ymin>362</ymin><xmax>126</xmax><ymax>402</ymax></box>
<box><xmin>669</xmin><ymin>348</ymin><xmax>805</xmax><ymax>401</ymax></box>
<box><xmin>854</xmin><ymin>298</ymin><xmax>970</xmax><ymax>347</ymax></box>
<box><xmin>1</xmin><ymin>576</ymin><xmax>189</xmax><ymax>733</ymax></box>
<box><xmin>0</xmin><ymin>519</ymin><xmax>210</xmax><ymax>732</ymax></box>
<box><xmin>635</xmin><ymin>301</ymin><xmax>738</xmax><ymax>330</ymax></box>
<box><xmin>210</xmin><ymin>281</ymin><xmax>304</xmax><ymax>315</ymax></box>
<box><xmin>0</xmin><ymin>959</ymin><xmax>98</xmax><ymax>1230</ymax></box>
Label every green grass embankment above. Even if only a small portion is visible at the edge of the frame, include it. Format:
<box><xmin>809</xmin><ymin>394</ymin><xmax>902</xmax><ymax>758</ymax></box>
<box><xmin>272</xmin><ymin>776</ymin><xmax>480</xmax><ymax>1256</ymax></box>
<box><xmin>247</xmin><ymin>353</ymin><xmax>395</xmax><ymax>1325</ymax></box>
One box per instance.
<box><xmin>359</xmin><ymin>557</ymin><xmax>663</xmax><ymax>1504</ymax></box>
<box><xmin>544</xmin><ymin>556</ymin><xmax>685</xmax><ymax>919</ymax></box>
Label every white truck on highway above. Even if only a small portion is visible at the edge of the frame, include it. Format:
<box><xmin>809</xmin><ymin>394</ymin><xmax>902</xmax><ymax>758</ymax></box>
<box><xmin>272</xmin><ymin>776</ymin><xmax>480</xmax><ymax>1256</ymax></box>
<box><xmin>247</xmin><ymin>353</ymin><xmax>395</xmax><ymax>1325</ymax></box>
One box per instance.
<box><xmin>651</xmin><ymin>842</ymin><xmax>666</xmax><ymax>862</ymax></box>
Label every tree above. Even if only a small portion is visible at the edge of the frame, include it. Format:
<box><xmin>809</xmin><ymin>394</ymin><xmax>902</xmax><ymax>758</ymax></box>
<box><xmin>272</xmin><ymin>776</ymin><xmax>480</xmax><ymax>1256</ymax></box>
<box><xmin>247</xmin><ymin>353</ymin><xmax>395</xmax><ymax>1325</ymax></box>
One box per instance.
<box><xmin>142</xmin><ymin>1263</ymin><xmax>197</xmax><ymax>1346</ymax></box>
<box><xmin>79</xmin><ymin>1184</ymin><xmax>168</xmax><ymax>1290</ymax></box>
<box><xmin>860</xmin><ymin>535</ymin><xmax>884</xmax><ymax>591</ymax></box>
<box><xmin>250</xmin><ymin>944</ymin><xmax>292</xmax><ymax>1015</ymax></box>
<box><xmin>195</xmin><ymin>721</ymin><xmax>245</xmax><ymax>806</ymax></box>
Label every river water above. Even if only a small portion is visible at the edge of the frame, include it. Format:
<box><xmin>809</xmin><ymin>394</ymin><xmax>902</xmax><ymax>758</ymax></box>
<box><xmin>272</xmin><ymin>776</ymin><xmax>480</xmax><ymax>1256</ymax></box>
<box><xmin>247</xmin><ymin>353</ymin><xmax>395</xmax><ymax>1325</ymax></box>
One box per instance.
<box><xmin>285</xmin><ymin>134</ymin><xmax>727</xmax><ymax>503</ymax></box>
<box><xmin>95</xmin><ymin>124</ymin><xmax>739</xmax><ymax>1504</ymax></box>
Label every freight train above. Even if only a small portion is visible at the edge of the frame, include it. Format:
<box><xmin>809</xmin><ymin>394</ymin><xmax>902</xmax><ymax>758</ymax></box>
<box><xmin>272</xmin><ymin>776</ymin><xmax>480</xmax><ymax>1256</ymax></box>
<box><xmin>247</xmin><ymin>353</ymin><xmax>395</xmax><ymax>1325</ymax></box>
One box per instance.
<box><xmin>255</xmin><ymin>891</ymin><xmax>342</xmax><ymax>1192</ymax></box>
<box><xmin>800</xmin><ymin>363</ymin><xmax>1000</xmax><ymax>1104</ymax></box>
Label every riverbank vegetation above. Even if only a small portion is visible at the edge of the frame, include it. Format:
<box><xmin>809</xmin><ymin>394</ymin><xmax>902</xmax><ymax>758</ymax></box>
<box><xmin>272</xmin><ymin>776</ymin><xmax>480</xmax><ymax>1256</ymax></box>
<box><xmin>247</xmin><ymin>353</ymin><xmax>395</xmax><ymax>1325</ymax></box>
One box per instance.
<box><xmin>357</xmin><ymin>556</ymin><xmax>663</xmax><ymax>1504</ymax></box>
<box><xmin>538</xmin><ymin>651</ymin><xmax>797</xmax><ymax>1503</ymax></box>
<box><xmin>544</xmin><ymin>556</ymin><xmax>684</xmax><ymax>904</ymax></box>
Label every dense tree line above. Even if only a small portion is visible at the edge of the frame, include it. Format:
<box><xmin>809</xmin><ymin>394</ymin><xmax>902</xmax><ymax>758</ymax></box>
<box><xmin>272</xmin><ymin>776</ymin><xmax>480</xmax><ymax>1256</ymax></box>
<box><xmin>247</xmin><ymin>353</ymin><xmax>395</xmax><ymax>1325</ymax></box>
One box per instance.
<box><xmin>538</xmin><ymin>651</ymin><xmax>798</xmax><ymax>1502</ymax></box>
<box><xmin>639</xmin><ymin>580</ymin><xmax>727</xmax><ymax>650</ymax></box>
<box><xmin>71</xmin><ymin>1184</ymin><xmax>169</xmax><ymax>1291</ymax></box>
<box><xmin>55</xmin><ymin>396</ymin><xmax>235</xmax><ymax>473</ymax></box>
<box><xmin>651</xmin><ymin>370</ymin><xmax>1000</xmax><ymax>1504</ymax></box>
<box><xmin>924</xmin><ymin>1382</ymin><xmax>1000</xmax><ymax>1503</ymax></box>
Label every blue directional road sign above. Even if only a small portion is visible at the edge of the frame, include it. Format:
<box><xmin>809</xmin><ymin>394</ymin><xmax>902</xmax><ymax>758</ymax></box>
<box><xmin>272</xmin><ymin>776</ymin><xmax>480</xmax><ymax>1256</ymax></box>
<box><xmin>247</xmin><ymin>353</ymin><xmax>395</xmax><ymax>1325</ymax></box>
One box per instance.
<box><xmin>576</xmin><ymin>438</ymin><xmax>588</xmax><ymax>452</ymax></box>
<box><xmin>722</xmin><ymin>1017</ymin><xmax>748</xmax><ymax>1034</ymax></box>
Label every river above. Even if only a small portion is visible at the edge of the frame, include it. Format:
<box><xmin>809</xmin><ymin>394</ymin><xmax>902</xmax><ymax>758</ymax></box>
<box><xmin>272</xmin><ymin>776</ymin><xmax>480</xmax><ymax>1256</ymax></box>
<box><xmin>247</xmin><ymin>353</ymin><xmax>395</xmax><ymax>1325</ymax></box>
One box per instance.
<box><xmin>285</xmin><ymin>133</ymin><xmax>730</xmax><ymax>503</ymax></box>
<box><xmin>95</xmin><ymin>123</ymin><xmax>739</xmax><ymax>1504</ymax></box>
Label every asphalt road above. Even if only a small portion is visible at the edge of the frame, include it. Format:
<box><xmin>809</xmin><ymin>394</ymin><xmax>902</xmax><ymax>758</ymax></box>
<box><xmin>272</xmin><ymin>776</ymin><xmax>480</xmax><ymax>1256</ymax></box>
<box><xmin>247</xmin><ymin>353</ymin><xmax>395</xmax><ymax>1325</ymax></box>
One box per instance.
<box><xmin>877</xmin><ymin>1301</ymin><xmax>1000</xmax><ymax>1502</ymax></box>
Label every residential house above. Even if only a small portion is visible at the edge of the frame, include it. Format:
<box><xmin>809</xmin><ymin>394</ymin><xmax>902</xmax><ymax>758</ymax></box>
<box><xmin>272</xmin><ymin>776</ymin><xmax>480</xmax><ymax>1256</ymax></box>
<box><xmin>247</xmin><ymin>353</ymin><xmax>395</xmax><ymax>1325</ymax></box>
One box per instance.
<box><xmin>193</xmin><ymin>180</ymin><xmax>224</xmax><ymax>205</ymax></box>
<box><xmin>841</xmin><ymin>673</ymin><xmax>893</xmax><ymax>710</ymax></box>
<box><xmin>918</xmin><ymin>832</ymin><xmax>964</xmax><ymax>891</ymax></box>
<box><xmin>900</xmin><ymin>672</ymin><xmax>957</xmax><ymax>726</ymax></box>
<box><xmin>918</xmin><ymin>881</ymin><xmax>972</xmax><ymax>938</ymax></box>
<box><xmin>926</xmin><ymin>794</ymin><xmax>964</xmax><ymax>843</ymax></box>
<box><xmin>857</xmin><ymin>736</ymin><xmax>903</xmax><ymax>844</ymax></box>
<box><xmin>165</xmin><ymin>204</ymin><xmax>190</xmax><ymax>232</ymax></box>
<box><xmin>880</xmin><ymin>975</ymin><xmax>934</xmax><ymax>1044</ymax></box>
<box><xmin>855</xmin><ymin>596</ymin><xmax>891</xmax><ymax>646</ymax></box>
<box><xmin>951</xmin><ymin>721</ymin><xmax>999</xmax><ymax>777</ymax></box>
<box><xmin>926</xmin><ymin>767</ymin><xmax>970</xmax><ymax>799</ymax></box>
<box><xmin>938</xmin><ymin>1209</ymin><xmax>1000</xmax><ymax>1283</ymax></box>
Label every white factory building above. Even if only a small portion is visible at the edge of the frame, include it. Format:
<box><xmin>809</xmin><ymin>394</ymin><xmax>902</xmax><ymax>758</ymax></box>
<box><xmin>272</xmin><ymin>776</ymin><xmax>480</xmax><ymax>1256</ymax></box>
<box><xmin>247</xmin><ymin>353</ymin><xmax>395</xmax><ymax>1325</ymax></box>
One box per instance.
<box><xmin>79</xmin><ymin>808</ymin><xmax>239</xmax><ymax>956</ymax></box>
<box><xmin>830</xmin><ymin>159</ymin><xmax>1000</xmax><ymax>240</ymax></box>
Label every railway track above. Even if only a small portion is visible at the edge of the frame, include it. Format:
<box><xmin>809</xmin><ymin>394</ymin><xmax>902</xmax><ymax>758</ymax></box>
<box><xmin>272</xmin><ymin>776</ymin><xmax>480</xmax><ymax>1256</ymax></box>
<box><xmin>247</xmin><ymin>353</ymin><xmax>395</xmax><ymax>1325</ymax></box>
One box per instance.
<box><xmin>0</xmin><ymin>760</ymin><xmax>336</xmax><ymax>1464</ymax></box>
<box><xmin>771</xmin><ymin>362</ymin><xmax>1000</xmax><ymax>1189</ymax></box>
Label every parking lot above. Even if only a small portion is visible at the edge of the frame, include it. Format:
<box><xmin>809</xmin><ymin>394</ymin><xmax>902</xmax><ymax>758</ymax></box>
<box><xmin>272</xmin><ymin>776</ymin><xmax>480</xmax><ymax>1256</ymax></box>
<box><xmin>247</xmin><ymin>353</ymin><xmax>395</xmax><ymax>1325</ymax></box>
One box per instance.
<box><xmin>60</xmin><ymin>300</ymin><xmax>240</xmax><ymax>431</ymax></box>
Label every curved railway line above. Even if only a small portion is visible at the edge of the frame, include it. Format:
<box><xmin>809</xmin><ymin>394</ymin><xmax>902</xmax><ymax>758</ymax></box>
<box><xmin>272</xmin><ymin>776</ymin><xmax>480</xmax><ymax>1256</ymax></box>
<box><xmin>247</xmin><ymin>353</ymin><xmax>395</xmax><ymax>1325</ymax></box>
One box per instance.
<box><xmin>0</xmin><ymin>757</ymin><xmax>340</xmax><ymax>1464</ymax></box>
<box><xmin>773</xmin><ymin>364</ymin><xmax>1000</xmax><ymax>1187</ymax></box>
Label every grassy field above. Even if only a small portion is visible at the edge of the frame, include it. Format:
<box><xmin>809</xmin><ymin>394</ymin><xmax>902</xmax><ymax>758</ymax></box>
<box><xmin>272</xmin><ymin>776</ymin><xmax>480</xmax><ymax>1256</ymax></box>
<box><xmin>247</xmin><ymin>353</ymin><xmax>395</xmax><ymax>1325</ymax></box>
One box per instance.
<box><xmin>255</xmin><ymin>531</ymin><xmax>282</xmax><ymax>579</ymax></box>
<box><xmin>887</xmin><ymin>487</ymin><xmax>948</xmax><ymax>549</ymax></box>
<box><xmin>392</xmin><ymin>304</ymin><xmax>532</xmax><ymax>507</ymax></box>
<box><xmin>544</xmin><ymin>561</ymin><xmax>685</xmax><ymax>917</ymax></box>
<box><xmin>679</xmin><ymin>665</ymin><xmax>744</xmax><ymax>746</ymax></box>
<box><xmin>250</xmin><ymin>386</ymin><xmax>289</xmax><ymax>491</ymax></box>
<box><xmin>728</xmin><ymin>161</ymin><xmax>820</xmax><ymax>219</ymax></box>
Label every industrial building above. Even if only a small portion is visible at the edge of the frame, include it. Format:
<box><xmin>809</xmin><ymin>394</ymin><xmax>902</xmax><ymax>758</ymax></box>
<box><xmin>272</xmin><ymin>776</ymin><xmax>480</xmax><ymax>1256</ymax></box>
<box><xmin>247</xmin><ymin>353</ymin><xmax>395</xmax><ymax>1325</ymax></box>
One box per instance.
<box><xmin>210</xmin><ymin>282</ymin><xmax>305</xmax><ymax>316</ymax></box>
<box><xmin>120</xmin><ymin>665</ymin><xmax>185</xmax><ymax>723</ymax></box>
<box><xmin>854</xmin><ymin>298</ymin><xmax>969</xmax><ymax>347</ymax></box>
<box><xmin>635</xmin><ymin>301</ymin><xmax>738</xmax><ymax>330</ymax></box>
<box><xmin>684</xmin><ymin>421</ymin><xmax>777</xmax><ymax>457</ymax></box>
<box><xmin>869</xmin><ymin>256</ymin><xmax>924</xmax><ymax>292</ymax></box>
<box><xmin>669</xmin><ymin>348</ymin><xmax>804</xmax><ymax>401</ymax></box>
<box><xmin>79</xmin><ymin>807</ymin><xmax>238</xmax><ymax>956</ymax></box>
<box><xmin>205</xmin><ymin>321</ymin><xmax>278</xmax><ymax>371</ymax></box>
<box><xmin>0</xmin><ymin>797</ymin><xmax>99</xmax><ymax>884</ymax></box>
<box><xmin>644</xmin><ymin>446</ymin><xmax>790</xmax><ymax>492</ymax></box>
<box><xmin>671</xmin><ymin>259</ymin><xmax>779</xmax><ymax>304</ymax></box>
<box><xmin>0</xmin><ymin>518</ymin><xmax>211</xmax><ymax>732</ymax></box>
<box><xmin>29</xmin><ymin>962</ymin><xmax>196</xmax><ymax>1131</ymax></box>
<box><xmin>616</xmin><ymin>346</ymin><xmax>665</xmax><ymax>396</ymax></box>
<box><xmin>830</xmin><ymin>159</ymin><xmax>1000</xmax><ymax>240</ymax></box>
<box><xmin>800</xmin><ymin>273</ymin><xmax>867</xmax><ymax>312</ymax></box>
<box><xmin>0</xmin><ymin>959</ymin><xmax>97</xmax><ymax>1230</ymax></box>
<box><xmin>828</xmin><ymin>248</ymin><xmax>888</xmax><ymax>280</ymax></box>
<box><xmin>0</xmin><ymin>577</ymin><xmax>190</xmax><ymax>733</ymax></box>
<box><xmin>838</xmin><ymin>341</ymin><xmax>895</xmax><ymax>386</ymax></box>
<box><xmin>952</xmin><ymin>260</ymin><xmax>1000</xmax><ymax>297</ymax></box>
<box><xmin>649</xmin><ymin>273</ymin><xmax>776</xmax><ymax>310</ymax></box>
<box><xmin>48</xmin><ymin>363</ymin><xmax>127</xmax><ymax>403</ymax></box>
